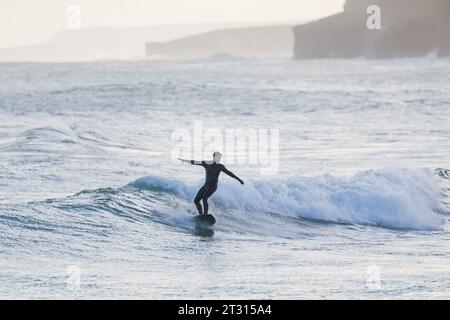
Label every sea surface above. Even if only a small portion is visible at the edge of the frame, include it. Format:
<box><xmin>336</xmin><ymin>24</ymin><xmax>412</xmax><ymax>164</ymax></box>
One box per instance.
<box><xmin>0</xmin><ymin>57</ymin><xmax>449</xmax><ymax>299</ymax></box>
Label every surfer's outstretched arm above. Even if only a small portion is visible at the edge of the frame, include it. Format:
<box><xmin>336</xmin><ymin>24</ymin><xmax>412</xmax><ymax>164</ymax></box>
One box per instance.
<box><xmin>178</xmin><ymin>158</ymin><xmax>206</xmax><ymax>167</ymax></box>
<box><xmin>221</xmin><ymin>166</ymin><xmax>244</xmax><ymax>185</ymax></box>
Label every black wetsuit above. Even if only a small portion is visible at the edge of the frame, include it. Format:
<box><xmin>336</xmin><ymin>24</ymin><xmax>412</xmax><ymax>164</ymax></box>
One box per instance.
<box><xmin>191</xmin><ymin>160</ymin><xmax>243</xmax><ymax>215</ymax></box>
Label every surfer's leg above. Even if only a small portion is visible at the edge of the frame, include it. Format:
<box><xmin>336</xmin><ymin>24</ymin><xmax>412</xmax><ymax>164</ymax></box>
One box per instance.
<box><xmin>202</xmin><ymin>184</ymin><xmax>218</xmax><ymax>215</ymax></box>
<box><xmin>202</xmin><ymin>198</ymin><xmax>209</xmax><ymax>215</ymax></box>
<box><xmin>194</xmin><ymin>186</ymin><xmax>207</xmax><ymax>215</ymax></box>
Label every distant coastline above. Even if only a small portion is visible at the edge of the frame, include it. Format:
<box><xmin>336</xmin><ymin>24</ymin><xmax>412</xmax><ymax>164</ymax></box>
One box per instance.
<box><xmin>0</xmin><ymin>23</ymin><xmax>264</xmax><ymax>62</ymax></box>
<box><xmin>1</xmin><ymin>0</ymin><xmax>449</xmax><ymax>62</ymax></box>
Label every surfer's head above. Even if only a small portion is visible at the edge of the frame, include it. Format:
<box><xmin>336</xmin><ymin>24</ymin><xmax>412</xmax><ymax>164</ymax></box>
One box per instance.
<box><xmin>213</xmin><ymin>151</ymin><xmax>222</xmax><ymax>163</ymax></box>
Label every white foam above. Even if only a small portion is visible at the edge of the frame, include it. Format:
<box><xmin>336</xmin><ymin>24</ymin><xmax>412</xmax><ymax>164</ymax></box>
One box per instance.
<box><xmin>216</xmin><ymin>167</ymin><xmax>445</xmax><ymax>230</ymax></box>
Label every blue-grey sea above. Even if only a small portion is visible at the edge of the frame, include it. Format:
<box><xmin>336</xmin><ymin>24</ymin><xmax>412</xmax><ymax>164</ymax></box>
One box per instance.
<box><xmin>0</xmin><ymin>57</ymin><xmax>449</xmax><ymax>299</ymax></box>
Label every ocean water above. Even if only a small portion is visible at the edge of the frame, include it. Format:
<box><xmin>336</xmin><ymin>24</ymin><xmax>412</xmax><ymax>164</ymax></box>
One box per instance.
<box><xmin>0</xmin><ymin>57</ymin><xmax>449</xmax><ymax>299</ymax></box>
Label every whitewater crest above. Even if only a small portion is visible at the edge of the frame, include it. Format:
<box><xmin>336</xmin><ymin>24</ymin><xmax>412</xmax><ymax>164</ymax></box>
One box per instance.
<box><xmin>130</xmin><ymin>168</ymin><xmax>446</xmax><ymax>230</ymax></box>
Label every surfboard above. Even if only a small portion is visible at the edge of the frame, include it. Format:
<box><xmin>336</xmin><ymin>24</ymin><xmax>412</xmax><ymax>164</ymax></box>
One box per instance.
<box><xmin>193</xmin><ymin>214</ymin><xmax>216</xmax><ymax>226</ymax></box>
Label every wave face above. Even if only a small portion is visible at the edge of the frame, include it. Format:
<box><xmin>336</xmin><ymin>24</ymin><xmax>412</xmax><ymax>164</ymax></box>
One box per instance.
<box><xmin>130</xmin><ymin>168</ymin><xmax>446</xmax><ymax>231</ymax></box>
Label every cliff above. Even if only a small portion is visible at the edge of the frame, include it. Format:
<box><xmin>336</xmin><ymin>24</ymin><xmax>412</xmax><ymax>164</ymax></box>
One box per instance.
<box><xmin>145</xmin><ymin>25</ymin><xmax>294</xmax><ymax>59</ymax></box>
<box><xmin>293</xmin><ymin>0</ymin><xmax>450</xmax><ymax>59</ymax></box>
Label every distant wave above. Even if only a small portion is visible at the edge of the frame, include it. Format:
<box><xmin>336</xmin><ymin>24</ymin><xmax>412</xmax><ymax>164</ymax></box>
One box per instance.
<box><xmin>0</xmin><ymin>125</ymin><xmax>147</xmax><ymax>154</ymax></box>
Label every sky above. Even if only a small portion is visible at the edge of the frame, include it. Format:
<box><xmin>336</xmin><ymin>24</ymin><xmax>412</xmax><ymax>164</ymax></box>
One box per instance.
<box><xmin>0</xmin><ymin>0</ymin><xmax>345</xmax><ymax>48</ymax></box>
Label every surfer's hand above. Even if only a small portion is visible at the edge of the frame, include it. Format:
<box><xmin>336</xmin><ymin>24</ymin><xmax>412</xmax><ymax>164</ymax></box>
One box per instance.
<box><xmin>239</xmin><ymin>179</ymin><xmax>244</xmax><ymax>185</ymax></box>
<box><xmin>178</xmin><ymin>157</ymin><xmax>186</xmax><ymax>163</ymax></box>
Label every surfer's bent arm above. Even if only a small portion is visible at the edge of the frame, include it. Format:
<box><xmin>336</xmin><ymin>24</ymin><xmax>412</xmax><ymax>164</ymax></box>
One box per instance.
<box><xmin>222</xmin><ymin>166</ymin><xmax>244</xmax><ymax>184</ymax></box>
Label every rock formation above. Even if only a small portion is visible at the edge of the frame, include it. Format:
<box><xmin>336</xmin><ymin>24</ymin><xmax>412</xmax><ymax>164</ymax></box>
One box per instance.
<box><xmin>293</xmin><ymin>0</ymin><xmax>450</xmax><ymax>59</ymax></box>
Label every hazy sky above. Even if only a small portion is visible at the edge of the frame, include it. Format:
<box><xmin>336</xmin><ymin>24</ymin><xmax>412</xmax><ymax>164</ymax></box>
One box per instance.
<box><xmin>1</xmin><ymin>0</ymin><xmax>345</xmax><ymax>47</ymax></box>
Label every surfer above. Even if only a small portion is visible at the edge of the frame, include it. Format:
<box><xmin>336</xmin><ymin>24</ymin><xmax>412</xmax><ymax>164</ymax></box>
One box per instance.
<box><xmin>178</xmin><ymin>152</ymin><xmax>244</xmax><ymax>215</ymax></box>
